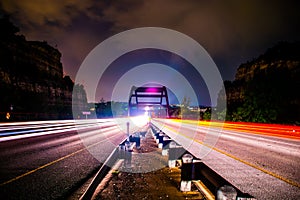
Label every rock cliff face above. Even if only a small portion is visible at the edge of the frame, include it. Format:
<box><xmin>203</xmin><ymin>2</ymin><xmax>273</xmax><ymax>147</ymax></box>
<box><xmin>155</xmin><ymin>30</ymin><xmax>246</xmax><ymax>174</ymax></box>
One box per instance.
<box><xmin>219</xmin><ymin>41</ymin><xmax>300</xmax><ymax>124</ymax></box>
<box><xmin>0</xmin><ymin>17</ymin><xmax>87</xmax><ymax>121</ymax></box>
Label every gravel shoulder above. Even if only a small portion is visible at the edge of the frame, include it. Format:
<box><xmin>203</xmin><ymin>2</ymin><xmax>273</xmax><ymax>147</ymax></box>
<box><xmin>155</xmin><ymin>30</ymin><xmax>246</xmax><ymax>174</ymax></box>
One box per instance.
<box><xmin>92</xmin><ymin>128</ymin><xmax>204</xmax><ymax>199</ymax></box>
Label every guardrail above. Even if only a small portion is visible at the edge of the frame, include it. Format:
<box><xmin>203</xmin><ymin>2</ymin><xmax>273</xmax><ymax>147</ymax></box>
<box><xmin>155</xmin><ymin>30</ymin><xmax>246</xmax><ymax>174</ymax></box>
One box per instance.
<box><xmin>151</xmin><ymin>123</ymin><xmax>255</xmax><ymax>200</ymax></box>
<box><xmin>80</xmin><ymin>123</ymin><xmax>255</xmax><ymax>200</ymax></box>
<box><xmin>80</xmin><ymin>146</ymin><xmax>119</xmax><ymax>200</ymax></box>
<box><xmin>80</xmin><ymin>135</ymin><xmax>140</xmax><ymax>199</ymax></box>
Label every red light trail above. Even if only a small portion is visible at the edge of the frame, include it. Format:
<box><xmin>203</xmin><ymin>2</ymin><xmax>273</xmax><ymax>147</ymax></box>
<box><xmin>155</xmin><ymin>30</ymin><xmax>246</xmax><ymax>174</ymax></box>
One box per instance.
<box><xmin>167</xmin><ymin>119</ymin><xmax>300</xmax><ymax>140</ymax></box>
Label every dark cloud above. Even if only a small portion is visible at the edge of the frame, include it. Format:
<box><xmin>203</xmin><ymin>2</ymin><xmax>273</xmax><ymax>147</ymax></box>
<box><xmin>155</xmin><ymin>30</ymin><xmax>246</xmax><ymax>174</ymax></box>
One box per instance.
<box><xmin>1</xmin><ymin>0</ymin><xmax>299</xmax><ymax>87</ymax></box>
<box><xmin>1</xmin><ymin>0</ymin><xmax>97</xmax><ymax>27</ymax></box>
<box><xmin>102</xmin><ymin>0</ymin><xmax>300</xmax><ymax>78</ymax></box>
<box><xmin>104</xmin><ymin>1</ymin><xmax>299</xmax><ymax>45</ymax></box>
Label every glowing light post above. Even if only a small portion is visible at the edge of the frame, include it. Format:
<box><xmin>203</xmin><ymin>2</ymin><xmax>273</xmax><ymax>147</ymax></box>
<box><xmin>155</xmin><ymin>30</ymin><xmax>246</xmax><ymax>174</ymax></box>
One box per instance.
<box><xmin>124</xmin><ymin>121</ymin><xmax>132</xmax><ymax>168</ymax></box>
<box><xmin>144</xmin><ymin>106</ymin><xmax>150</xmax><ymax>124</ymax></box>
<box><xmin>124</xmin><ymin>143</ymin><xmax>132</xmax><ymax>168</ymax></box>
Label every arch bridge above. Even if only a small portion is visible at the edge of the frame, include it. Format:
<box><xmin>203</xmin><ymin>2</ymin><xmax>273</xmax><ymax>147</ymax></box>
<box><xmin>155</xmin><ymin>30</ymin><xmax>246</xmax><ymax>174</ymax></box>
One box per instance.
<box><xmin>128</xmin><ymin>86</ymin><xmax>170</xmax><ymax>118</ymax></box>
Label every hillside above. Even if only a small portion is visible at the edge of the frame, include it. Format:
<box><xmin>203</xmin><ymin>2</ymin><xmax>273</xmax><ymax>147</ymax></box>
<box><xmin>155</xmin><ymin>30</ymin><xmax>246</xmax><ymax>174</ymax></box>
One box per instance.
<box><xmin>218</xmin><ymin>41</ymin><xmax>300</xmax><ymax>124</ymax></box>
<box><xmin>0</xmin><ymin>17</ymin><xmax>87</xmax><ymax>121</ymax></box>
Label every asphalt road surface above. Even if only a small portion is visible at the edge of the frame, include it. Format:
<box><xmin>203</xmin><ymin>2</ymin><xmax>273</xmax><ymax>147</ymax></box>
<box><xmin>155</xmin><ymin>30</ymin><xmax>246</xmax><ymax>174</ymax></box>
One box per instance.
<box><xmin>0</xmin><ymin>120</ymin><xmax>126</xmax><ymax>200</ymax></box>
<box><xmin>1</xmin><ymin>119</ymin><xmax>299</xmax><ymax>200</ymax></box>
<box><xmin>152</xmin><ymin>119</ymin><xmax>300</xmax><ymax>200</ymax></box>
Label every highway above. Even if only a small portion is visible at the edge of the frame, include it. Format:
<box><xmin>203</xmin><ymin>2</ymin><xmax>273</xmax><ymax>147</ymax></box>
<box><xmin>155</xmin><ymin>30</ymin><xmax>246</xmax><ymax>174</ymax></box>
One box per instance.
<box><xmin>0</xmin><ymin>120</ymin><xmax>127</xmax><ymax>200</ymax></box>
<box><xmin>0</xmin><ymin>118</ymin><xmax>299</xmax><ymax>199</ymax></box>
<box><xmin>152</xmin><ymin>118</ymin><xmax>300</xmax><ymax>199</ymax></box>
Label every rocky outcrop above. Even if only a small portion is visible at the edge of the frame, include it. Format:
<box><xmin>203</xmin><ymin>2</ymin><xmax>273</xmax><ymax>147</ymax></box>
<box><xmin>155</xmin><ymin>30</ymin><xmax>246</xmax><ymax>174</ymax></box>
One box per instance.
<box><xmin>218</xmin><ymin>41</ymin><xmax>300</xmax><ymax>124</ymax></box>
<box><xmin>0</xmin><ymin>17</ymin><xmax>87</xmax><ymax>121</ymax></box>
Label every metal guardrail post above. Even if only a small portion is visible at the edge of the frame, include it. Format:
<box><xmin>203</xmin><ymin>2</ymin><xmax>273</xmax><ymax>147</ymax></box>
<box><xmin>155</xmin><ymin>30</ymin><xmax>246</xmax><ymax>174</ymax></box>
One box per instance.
<box><xmin>180</xmin><ymin>154</ymin><xmax>194</xmax><ymax>191</ymax></box>
<box><xmin>216</xmin><ymin>185</ymin><xmax>238</xmax><ymax>200</ymax></box>
<box><xmin>124</xmin><ymin>140</ymin><xmax>133</xmax><ymax>168</ymax></box>
<box><xmin>168</xmin><ymin>142</ymin><xmax>187</xmax><ymax>168</ymax></box>
<box><xmin>150</xmin><ymin>124</ymin><xmax>255</xmax><ymax>199</ymax></box>
<box><xmin>162</xmin><ymin>136</ymin><xmax>172</xmax><ymax>156</ymax></box>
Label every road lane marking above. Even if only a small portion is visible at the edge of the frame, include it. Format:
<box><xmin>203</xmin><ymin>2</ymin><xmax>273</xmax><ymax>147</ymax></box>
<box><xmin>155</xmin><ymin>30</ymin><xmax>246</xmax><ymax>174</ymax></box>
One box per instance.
<box><xmin>159</xmin><ymin>123</ymin><xmax>300</xmax><ymax>189</ymax></box>
<box><xmin>0</xmin><ymin>147</ymin><xmax>86</xmax><ymax>186</ymax></box>
<box><xmin>0</xmin><ymin>130</ymin><xmax>122</xmax><ymax>187</ymax></box>
<box><xmin>208</xmin><ymin>144</ymin><xmax>300</xmax><ymax>189</ymax></box>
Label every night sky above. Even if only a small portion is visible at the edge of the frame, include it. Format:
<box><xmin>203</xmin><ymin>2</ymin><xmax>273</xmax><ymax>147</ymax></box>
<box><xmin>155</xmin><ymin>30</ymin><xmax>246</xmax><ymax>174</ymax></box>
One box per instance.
<box><xmin>1</xmin><ymin>0</ymin><xmax>299</xmax><ymax>105</ymax></box>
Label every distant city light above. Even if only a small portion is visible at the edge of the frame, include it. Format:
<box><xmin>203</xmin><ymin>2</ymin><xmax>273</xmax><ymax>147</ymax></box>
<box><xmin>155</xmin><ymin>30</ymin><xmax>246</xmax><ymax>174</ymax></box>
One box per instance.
<box><xmin>6</xmin><ymin>112</ymin><xmax>10</xmax><ymax>120</ymax></box>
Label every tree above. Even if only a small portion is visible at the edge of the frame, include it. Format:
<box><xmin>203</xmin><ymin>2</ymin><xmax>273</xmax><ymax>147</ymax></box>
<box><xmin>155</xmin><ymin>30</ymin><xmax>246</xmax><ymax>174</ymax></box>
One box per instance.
<box><xmin>180</xmin><ymin>96</ymin><xmax>191</xmax><ymax>118</ymax></box>
<box><xmin>232</xmin><ymin>66</ymin><xmax>296</xmax><ymax>123</ymax></box>
<box><xmin>72</xmin><ymin>84</ymin><xmax>88</xmax><ymax>118</ymax></box>
<box><xmin>202</xmin><ymin>109</ymin><xmax>211</xmax><ymax>120</ymax></box>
